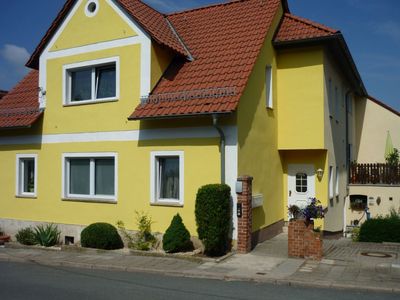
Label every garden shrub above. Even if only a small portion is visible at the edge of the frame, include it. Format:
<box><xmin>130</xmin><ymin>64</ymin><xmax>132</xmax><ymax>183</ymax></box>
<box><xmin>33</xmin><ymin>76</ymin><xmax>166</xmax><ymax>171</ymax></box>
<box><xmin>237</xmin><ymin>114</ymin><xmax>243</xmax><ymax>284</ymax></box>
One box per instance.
<box><xmin>359</xmin><ymin>210</ymin><xmax>400</xmax><ymax>243</ymax></box>
<box><xmin>34</xmin><ymin>224</ymin><xmax>60</xmax><ymax>247</ymax></box>
<box><xmin>163</xmin><ymin>214</ymin><xmax>193</xmax><ymax>253</ymax></box>
<box><xmin>195</xmin><ymin>184</ymin><xmax>231</xmax><ymax>256</ymax></box>
<box><xmin>16</xmin><ymin>227</ymin><xmax>37</xmax><ymax>245</ymax></box>
<box><xmin>81</xmin><ymin>222</ymin><xmax>123</xmax><ymax>250</ymax></box>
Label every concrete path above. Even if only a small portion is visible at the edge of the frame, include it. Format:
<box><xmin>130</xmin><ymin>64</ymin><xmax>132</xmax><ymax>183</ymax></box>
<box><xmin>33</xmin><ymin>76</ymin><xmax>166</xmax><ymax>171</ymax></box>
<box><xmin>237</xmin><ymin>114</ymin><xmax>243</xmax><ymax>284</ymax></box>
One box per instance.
<box><xmin>1</xmin><ymin>234</ymin><xmax>399</xmax><ymax>293</ymax></box>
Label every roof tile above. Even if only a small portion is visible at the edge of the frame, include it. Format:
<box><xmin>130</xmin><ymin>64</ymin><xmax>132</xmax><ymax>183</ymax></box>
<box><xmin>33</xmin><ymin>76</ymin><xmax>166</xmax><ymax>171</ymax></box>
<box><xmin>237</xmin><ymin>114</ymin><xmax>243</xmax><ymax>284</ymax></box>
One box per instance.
<box><xmin>0</xmin><ymin>71</ymin><xmax>42</xmax><ymax>129</ymax></box>
<box><xmin>130</xmin><ymin>0</ymin><xmax>281</xmax><ymax>119</ymax></box>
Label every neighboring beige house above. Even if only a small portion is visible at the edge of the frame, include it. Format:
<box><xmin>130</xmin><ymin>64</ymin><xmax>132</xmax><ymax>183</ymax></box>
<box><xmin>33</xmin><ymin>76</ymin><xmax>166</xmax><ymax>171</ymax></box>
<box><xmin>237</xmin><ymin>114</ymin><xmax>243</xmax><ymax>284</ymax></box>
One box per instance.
<box><xmin>346</xmin><ymin>96</ymin><xmax>400</xmax><ymax>229</ymax></box>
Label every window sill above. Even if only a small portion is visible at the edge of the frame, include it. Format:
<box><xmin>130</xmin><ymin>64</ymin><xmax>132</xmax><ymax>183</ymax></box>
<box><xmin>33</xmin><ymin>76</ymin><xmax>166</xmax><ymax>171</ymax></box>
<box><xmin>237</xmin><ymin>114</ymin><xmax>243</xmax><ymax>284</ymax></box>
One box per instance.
<box><xmin>150</xmin><ymin>201</ymin><xmax>183</xmax><ymax>207</ymax></box>
<box><xmin>64</xmin><ymin>98</ymin><xmax>118</xmax><ymax>107</ymax></box>
<box><xmin>16</xmin><ymin>195</ymin><xmax>37</xmax><ymax>199</ymax></box>
<box><xmin>62</xmin><ymin>197</ymin><xmax>117</xmax><ymax>204</ymax></box>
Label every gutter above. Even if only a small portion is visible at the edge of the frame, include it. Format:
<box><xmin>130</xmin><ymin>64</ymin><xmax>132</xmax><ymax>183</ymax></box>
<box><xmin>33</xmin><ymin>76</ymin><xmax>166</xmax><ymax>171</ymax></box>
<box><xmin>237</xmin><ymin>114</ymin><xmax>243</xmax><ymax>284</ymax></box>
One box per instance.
<box><xmin>212</xmin><ymin>114</ymin><xmax>225</xmax><ymax>184</ymax></box>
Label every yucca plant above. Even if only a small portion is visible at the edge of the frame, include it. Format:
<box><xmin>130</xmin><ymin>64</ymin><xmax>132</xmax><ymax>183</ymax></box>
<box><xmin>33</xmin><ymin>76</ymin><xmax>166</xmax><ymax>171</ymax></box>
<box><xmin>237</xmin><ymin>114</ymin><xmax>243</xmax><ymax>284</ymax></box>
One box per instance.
<box><xmin>34</xmin><ymin>223</ymin><xmax>60</xmax><ymax>247</ymax></box>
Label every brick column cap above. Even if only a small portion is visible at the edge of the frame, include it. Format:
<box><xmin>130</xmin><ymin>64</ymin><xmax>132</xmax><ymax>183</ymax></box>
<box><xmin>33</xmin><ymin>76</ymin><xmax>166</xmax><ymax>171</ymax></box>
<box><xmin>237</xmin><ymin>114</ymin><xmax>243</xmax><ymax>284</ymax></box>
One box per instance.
<box><xmin>237</xmin><ymin>175</ymin><xmax>253</xmax><ymax>181</ymax></box>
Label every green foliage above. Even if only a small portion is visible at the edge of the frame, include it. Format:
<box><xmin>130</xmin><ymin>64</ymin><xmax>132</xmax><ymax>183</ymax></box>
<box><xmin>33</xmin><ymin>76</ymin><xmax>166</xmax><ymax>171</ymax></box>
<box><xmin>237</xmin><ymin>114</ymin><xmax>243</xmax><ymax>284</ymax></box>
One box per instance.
<box><xmin>195</xmin><ymin>184</ymin><xmax>231</xmax><ymax>256</ymax></box>
<box><xmin>163</xmin><ymin>214</ymin><xmax>193</xmax><ymax>253</ymax></box>
<box><xmin>116</xmin><ymin>212</ymin><xmax>156</xmax><ymax>251</ymax></box>
<box><xmin>351</xmin><ymin>227</ymin><xmax>360</xmax><ymax>242</ymax></box>
<box><xmin>359</xmin><ymin>210</ymin><xmax>400</xmax><ymax>243</ymax></box>
<box><xmin>386</xmin><ymin>148</ymin><xmax>399</xmax><ymax>166</ymax></box>
<box><xmin>132</xmin><ymin>211</ymin><xmax>156</xmax><ymax>251</ymax></box>
<box><xmin>16</xmin><ymin>227</ymin><xmax>37</xmax><ymax>246</ymax></box>
<box><xmin>34</xmin><ymin>224</ymin><xmax>60</xmax><ymax>247</ymax></box>
<box><xmin>81</xmin><ymin>222</ymin><xmax>123</xmax><ymax>250</ymax></box>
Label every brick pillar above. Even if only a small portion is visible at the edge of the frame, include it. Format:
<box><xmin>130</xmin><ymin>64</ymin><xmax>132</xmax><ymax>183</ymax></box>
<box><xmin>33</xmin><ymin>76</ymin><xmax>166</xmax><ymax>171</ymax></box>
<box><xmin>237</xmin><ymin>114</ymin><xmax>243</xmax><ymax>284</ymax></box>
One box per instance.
<box><xmin>288</xmin><ymin>220</ymin><xmax>323</xmax><ymax>260</ymax></box>
<box><xmin>236</xmin><ymin>175</ymin><xmax>253</xmax><ymax>254</ymax></box>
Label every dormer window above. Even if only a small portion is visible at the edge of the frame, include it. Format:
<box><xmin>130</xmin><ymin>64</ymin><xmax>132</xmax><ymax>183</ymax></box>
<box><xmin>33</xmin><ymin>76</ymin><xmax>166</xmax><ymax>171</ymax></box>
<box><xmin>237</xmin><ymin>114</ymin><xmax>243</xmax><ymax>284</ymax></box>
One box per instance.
<box><xmin>63</xmin><ymin>57</ymin><xmax>119</xmax><ymax>105</ymax></box>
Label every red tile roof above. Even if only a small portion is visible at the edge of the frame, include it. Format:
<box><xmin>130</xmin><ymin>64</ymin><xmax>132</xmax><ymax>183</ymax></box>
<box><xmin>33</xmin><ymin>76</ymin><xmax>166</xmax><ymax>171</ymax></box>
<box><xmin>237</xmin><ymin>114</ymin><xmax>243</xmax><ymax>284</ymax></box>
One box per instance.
<box><xmin>0</xmin><ymin>71</ymin><xmax>42</xmax><ymax>129</ymax></box>
<box><xmin>274</xmin><ymin>13</ymin><xmax>339</xmax><ymax>43</ymax></box>
<box><xmin>130</xmin><ymin>0</ymin><xmax>281</xmax><ymax>119</ymax></box>
<box><xmin>27</xmin><ymin>0</ymin><xmax>188</xmax><ymax>69</ymax></box>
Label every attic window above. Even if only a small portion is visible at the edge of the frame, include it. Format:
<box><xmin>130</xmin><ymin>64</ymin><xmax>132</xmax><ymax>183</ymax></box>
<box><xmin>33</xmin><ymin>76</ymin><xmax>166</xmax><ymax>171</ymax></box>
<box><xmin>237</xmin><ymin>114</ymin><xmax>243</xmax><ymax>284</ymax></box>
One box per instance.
<box><xmin>85</xmin><ymin>0</ymin><xmax>98</xmax><ymax>17</ymax></box>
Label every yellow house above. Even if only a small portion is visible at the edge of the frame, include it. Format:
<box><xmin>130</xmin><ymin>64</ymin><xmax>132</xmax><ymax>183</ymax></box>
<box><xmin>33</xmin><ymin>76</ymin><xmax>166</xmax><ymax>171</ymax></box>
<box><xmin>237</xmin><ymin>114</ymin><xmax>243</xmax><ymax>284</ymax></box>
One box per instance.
<box><xmin>0</xmin><ymin>0</ymin><xmax>382</xmax><ymax>247</ymax></box>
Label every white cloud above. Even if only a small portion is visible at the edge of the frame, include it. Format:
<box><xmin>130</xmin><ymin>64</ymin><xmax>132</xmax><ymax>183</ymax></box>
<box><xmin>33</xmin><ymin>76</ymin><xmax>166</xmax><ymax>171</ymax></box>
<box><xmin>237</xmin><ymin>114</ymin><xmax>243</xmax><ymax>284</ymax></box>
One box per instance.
<box><xmin>0</xmin><ymin>44</ymin><xmax>30</xmax><ymax>90</ymax></box>
<box><xmin>1</xmin><ymin>44</ymin><xmax>30</xmax><ymax>68</ymax></box>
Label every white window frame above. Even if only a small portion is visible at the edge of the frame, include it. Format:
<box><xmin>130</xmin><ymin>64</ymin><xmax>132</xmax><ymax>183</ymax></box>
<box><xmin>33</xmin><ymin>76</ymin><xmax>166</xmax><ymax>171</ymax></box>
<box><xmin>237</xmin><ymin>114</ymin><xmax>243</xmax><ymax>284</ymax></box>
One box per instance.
<box><xmin>335</xmin><ymin>166</ymin><xmax>339</xmax><ymax>196</ymax></box>
<box><xmin>150</xmin><ymin>151</ymin><xmax>184</xmax><ymax>206</ymax></box>
<box><xmin>329</xmin><ymin>166</ymin><xmax>334</xmax><ymax>199</ymax></box>
<box><xmin>16</xmin><ymin>154</ymin><xmax>38</xmax><ymax>198</ymax></box>
<box><xmin>265</xmin><ymin>65</ymin><xmax>273</xmax><ymax>109</ymax></box>
<box><xmin>62</xmin><ymin>152</ymin><xmax>118</xmax><ymax>203</ymax></box>
<box><xmin>63</xmin><ymin>56</ymin><xmax>120</xmax><ymax>106</ymax></box>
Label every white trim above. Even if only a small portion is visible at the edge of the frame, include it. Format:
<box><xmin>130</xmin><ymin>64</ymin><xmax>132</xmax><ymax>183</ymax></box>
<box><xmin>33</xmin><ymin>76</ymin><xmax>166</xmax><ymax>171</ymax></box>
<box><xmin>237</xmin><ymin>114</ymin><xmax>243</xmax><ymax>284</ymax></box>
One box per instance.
<box><xmin>329</xmin><ymin>166</ymin><xmax>334</xmax><ymax>199</ymax></box>
<box><xmin>39</xmin><ymin>0</ymin><xmax>152</xmax><ymax>109</ymax></box>
<box><xmin>62</xmin><ymin>56</ymin><xmax>120</xmax><ymax>105</ymax></box>
<box><xmin>335</xmin><ymin>166</ymin><xmax>339</xmax><ymax>196</ymax></box>
<box><xmin>150</xmin><ymin>151</ymin><xmax>184</xmax><ymax>206</ymax></box>
<box><xmin>225</xmin><ymin>127</ymin><xmax>238</xmax><ymax>240</ymax></box>
<box><xmin>85</xmin><ymin>0</ymin><xmax>99</xmax><ymax>18</ymax></box>
<box><xmin>15</xmin><ymin>154</ymin><xmax>38</xmax><ymax>198</ymax></box>
<box><xmin>61</xmin><ymin>152</ymin><xmax>118</xmax><ymax>202</ymax></box>
<box><xmin>0</xmin><ymin>126</ymin><xmax>237</xmax><ymax>146</ymax></box>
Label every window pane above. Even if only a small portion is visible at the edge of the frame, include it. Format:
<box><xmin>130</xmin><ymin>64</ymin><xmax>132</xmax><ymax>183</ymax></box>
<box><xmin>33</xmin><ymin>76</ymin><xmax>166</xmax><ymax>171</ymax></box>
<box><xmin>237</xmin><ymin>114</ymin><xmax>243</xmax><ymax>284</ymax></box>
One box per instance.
<box><xmin>71</xmin><ymin>69</ymin><xmax>91</xmax><ymax>101</ymax></box>
<box><xmin>69</xmin><ymin>159</ymin><xmax>90</xmax><ymax>195</ymax></box>
<box><xmin>23</xmin><ymin>159</ymin><xmax>35</xmax><ymax>193</ymax></box>
<box><xmin>95</xmin><ymin>158</ymin><xmax>115</xmax><ymax>196</ymax></box>
<box><xmin>96</xmin><ymin>65</ymin><xmax>116</xmax><ymax>99</ymax></box>
<box><xmin>159</xmin><ymin>157</ymin><xmax>179</xmax><ymax>200</ymax></box>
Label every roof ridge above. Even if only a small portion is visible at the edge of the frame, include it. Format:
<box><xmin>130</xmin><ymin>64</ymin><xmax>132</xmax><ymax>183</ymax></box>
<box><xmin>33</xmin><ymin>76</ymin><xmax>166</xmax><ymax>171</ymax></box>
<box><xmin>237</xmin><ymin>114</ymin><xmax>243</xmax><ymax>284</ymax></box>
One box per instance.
<box><xmin>284</xmin><ymin>13</ymin><xmax>339</xmax><ymax>34</ymax></box>
<box><xmin>167</xmin><ymin>0</ymin><xmax>248</xmax><ymax>16</ymax></box>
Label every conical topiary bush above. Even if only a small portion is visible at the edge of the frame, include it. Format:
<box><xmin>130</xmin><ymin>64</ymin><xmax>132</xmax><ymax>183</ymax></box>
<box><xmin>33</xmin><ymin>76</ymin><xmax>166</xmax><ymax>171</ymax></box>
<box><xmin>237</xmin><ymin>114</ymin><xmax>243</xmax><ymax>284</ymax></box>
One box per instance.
<box><xmin>163</xmin><ymin>214</ymin><xmax>193</xmax><ymax>253</ymax></box>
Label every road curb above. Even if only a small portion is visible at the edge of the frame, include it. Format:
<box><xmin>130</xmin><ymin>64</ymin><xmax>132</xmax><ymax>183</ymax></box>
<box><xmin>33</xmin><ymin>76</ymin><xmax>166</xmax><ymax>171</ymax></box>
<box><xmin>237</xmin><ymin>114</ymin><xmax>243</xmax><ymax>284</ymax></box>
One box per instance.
<box><xmin>0</xmin><ymin>253</ymin><xmax>399</xmax><ymax>294</ymax></box>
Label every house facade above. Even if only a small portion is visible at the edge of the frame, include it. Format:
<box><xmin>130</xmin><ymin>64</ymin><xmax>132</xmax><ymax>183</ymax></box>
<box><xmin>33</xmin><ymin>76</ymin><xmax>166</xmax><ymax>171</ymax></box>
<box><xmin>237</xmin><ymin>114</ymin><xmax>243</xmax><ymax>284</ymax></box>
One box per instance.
<box><xmin>0</xmin><ymin>0</ymin><xmax>379</xmax><ymax>246</ymax></box>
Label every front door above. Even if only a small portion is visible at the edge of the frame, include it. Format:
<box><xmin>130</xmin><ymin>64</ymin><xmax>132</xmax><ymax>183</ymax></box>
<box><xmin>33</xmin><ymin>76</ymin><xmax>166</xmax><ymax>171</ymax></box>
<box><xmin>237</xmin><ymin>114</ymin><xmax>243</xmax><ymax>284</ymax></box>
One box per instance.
<box><xmin>288</xmin><ymin>164</ymin><xmax>315</xmax><ymax>209</ymax></box>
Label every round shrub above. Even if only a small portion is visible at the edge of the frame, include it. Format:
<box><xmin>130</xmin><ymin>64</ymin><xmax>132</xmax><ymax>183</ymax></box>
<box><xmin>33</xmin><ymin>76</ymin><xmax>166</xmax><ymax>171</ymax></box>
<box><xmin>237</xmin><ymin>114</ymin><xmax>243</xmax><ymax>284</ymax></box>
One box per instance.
<box><xmin>195</xmin><ymin>184</ymin><xmax>231</xmax><ymax>256</ymax></box>
<box><xmin>163</xmin><ymin>214</ymin><xmax>193</xmax><ymax>253</ymax></box>
<box><xmin>81</xmin><ymin>223</ymin><xmax>123</xmax><ymax>250</ymax></box>
<box><xmin>16</xmin><ymin>227</ymin><xmax>37</xmax><ymax>245</ymax></box>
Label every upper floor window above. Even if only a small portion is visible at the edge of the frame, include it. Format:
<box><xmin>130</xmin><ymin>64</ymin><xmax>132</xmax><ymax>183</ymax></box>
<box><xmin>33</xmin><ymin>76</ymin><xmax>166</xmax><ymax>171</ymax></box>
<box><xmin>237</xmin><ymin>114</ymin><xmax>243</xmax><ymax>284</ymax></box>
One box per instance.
<box><xmin>16</xmin><ymin>154</ymin><xmax>38</xmax><ymax>197</ymax></box>
<box><xmin>265</xmin><ymin>66</ymin><xmax>273</xmax><ymax>109</ymax></box>
<box><xmin>63</xmin><ymin>57</ymin><xmax>119</xmax><ymax>106</ymax></box>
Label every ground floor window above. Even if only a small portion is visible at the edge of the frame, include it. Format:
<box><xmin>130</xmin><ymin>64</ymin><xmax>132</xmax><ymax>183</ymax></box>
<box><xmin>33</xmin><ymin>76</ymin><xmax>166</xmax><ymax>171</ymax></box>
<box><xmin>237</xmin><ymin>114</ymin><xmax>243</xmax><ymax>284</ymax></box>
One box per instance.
<box><xmin>62</xmin><ymin>153</ymin><xmax>117</xmax><ymax>202</ymax></box>
<box><xmin>150</xmin><ymin>151</ymin><xmax>184</xmax><ymax>206</ymax></box>
<box><xmin>16</xmin><ymin>154</ymin><xmax>37</xmax><ymax>197</ymax></box>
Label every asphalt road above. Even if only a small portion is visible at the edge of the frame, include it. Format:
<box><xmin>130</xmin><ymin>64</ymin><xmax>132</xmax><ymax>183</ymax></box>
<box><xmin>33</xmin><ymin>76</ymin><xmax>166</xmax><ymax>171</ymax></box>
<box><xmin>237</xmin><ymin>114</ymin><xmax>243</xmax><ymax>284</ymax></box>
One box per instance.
<box><xmin>0</xmin><ymin>261</ymin><xmax>398</xmax><ymax>300</ymax></box>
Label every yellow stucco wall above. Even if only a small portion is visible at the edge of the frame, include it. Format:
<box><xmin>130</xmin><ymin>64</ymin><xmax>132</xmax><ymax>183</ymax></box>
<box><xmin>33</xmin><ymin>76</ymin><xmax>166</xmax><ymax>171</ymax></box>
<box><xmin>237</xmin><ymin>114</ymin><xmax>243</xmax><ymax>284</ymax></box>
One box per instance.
<box><xmin>50</xmin><ymin>0</ymin><xmax>137</xmax><ymax>52</ymax></box>
<box><xmin>277</xmin><ymin>48</ymin><xmax>325</xmax><ymax>150</ymax></box>
<box><xmin>237</xmin><ymin>5</ymin><xmax>284</xmax><ymax>233</ymax></box>
<box><xmin>0</xmin><ymin>139</ymin><xmax>220</xmax><ymax>235</ymax></box>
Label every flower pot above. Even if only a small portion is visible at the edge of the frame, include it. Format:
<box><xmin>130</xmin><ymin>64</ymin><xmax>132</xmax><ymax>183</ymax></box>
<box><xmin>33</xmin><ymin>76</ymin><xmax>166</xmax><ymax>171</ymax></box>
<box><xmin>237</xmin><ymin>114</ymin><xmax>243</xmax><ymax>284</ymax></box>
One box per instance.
<box><xmin>0</xmin><ymin>235</ymin><xmax>11</xmax><ymax>243</ymax></box>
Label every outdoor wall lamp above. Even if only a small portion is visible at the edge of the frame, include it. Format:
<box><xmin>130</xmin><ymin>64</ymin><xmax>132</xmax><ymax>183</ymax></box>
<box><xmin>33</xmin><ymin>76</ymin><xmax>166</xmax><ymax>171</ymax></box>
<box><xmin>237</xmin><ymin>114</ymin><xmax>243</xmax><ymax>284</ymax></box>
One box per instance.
<box><xmin>316</xmin><ymin>168</ymin><xmax>324</xmax><ymax>180</ymax></box>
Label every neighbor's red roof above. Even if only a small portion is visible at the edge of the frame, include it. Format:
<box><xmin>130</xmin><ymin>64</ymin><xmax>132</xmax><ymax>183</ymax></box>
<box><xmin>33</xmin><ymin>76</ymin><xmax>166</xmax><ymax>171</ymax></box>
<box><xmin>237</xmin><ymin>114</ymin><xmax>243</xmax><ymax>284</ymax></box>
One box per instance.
<box><xmin>130</xmin><ymin>0</ymin><xmax>281</xmax><ymax>119</ymax></box>
<box><xmin>0</xmin><ymin>71</ymin><xmax>42</xmax><ymax>129</ymax></box>
<box><xmin>274</xmin><ymin>13</ymin><xmax>339</xmax><ymax>43</ymax></box>
<box><xmin>27</xmin><ymin>0</ymin><xmax>188</xmax><ymax>69</ymax></box>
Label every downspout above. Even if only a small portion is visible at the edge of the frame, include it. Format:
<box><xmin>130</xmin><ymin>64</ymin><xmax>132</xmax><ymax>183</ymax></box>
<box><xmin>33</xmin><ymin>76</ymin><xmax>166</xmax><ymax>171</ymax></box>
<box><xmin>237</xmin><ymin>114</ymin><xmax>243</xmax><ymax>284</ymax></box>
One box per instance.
<box><xmin>212</xmin><ymin>114</ymin><xmax>225</xmax><ymax>184</ymax></box>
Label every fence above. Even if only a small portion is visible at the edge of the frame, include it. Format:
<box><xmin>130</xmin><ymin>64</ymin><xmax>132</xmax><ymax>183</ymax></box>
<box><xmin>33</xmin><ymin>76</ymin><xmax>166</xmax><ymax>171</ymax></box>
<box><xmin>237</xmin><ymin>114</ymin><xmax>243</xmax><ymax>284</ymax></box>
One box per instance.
<box><xmin>349</xmin><ymin>163</ymin><xmax>400</xmax><ymax>185</ymax></box>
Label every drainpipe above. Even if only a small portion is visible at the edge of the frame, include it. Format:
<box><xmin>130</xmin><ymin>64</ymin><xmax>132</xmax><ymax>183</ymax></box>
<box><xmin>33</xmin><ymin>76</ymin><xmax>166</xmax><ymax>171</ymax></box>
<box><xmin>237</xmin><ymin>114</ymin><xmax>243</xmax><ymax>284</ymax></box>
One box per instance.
<box><xmin>212</xmin><ymin>114</ymin><xmax>226</xmax><ymax>184</ymax></box>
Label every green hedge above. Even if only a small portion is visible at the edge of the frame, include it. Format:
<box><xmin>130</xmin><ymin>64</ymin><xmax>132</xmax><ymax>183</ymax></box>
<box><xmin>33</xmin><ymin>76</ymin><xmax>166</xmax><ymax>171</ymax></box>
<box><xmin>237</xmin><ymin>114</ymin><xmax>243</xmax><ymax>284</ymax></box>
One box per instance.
<box><xmin>359</xmin><ymin>216</ymin><xmax>400</xmax><ymax>243</ymax></box>
<box><xmin>81</xmin><ymin>223</ymin><xmax>124</xmax><ymax>250</ymax></box>
<box><xmin>195</xmin><ymin>184</ymin><xmax>231</xmax><ymax>256</ymax></box>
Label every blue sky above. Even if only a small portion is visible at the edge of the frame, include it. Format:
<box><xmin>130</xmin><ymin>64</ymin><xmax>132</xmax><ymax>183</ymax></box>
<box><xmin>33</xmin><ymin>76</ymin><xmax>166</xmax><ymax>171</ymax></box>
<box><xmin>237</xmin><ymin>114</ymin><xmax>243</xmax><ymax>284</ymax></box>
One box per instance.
<box><xmin>0</xmin><ymin>0</ymin><xmax>399</xmax><ymax>111</ymax></box>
